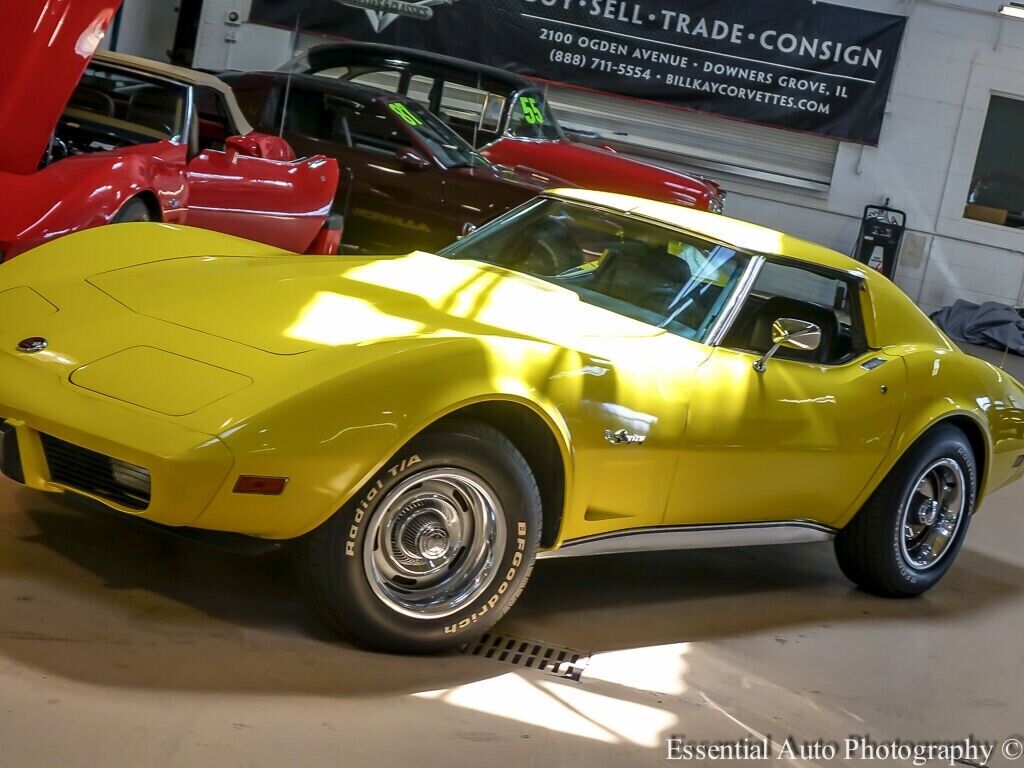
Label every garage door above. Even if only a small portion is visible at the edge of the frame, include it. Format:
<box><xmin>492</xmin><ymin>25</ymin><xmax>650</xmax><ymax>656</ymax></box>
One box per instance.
<box><xmin>541</xmin><ymin>84</ymin><xmax>838</xmax><ymax>192</ymax></box>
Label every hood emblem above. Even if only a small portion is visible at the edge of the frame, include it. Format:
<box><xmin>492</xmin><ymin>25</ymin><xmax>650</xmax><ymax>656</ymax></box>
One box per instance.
<box><xmin>17</xmin><ymin>337</ymin><xmax>47</xmax><ymax>354</ymax></box>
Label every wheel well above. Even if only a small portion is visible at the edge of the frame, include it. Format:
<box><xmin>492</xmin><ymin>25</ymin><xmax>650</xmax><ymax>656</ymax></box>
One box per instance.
<box><xmin>931</xmin><ymin>415</ymin><xmax>988</xmax><ymax>495</ymax></box>
<box><xmin>127</xmin><ymin>192</ymin><xmax>162</xmax><ymax>222</ymax></box>
<box><xmin>439</xmin><ymin>401</ymin><xmax>566</xmax><ymax>548</ymax></box>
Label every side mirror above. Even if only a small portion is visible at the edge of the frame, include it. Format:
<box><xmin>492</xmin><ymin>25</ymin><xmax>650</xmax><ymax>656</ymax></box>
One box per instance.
<box><xmin>458</xmin><ymin>222</ymin><xmax>477</xmax><ymax>239</ymax></box>
<box><xmin>225</xmin><ymin>133</ymin><xmax>296</xmax><ymax>162</ymax></box>
<box><xmin>753</xmin><ymin>318</ymin><xmax>822</xmax><ymax>373</ymax></box>
<box><xmin>395</xmin><ymin>147</ymin><xmax>431</xmax><ymax>171</ymax></box>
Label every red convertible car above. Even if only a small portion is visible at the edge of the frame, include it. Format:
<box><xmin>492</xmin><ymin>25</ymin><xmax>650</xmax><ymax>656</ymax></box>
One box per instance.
<box><xmin>283</xmin><ymin>42</ymin><xmax>725</xmax><ymax>213</ymax></box>
<box><xmin>0</xmin><ymin>1</ymin><xmax>340</xmax><ymax>261</ymax></box>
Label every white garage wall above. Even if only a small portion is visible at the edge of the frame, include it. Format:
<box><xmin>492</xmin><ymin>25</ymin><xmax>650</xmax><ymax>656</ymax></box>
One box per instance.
<box><xmin>194</xmin><ymin>0</ymin><xmax>1024</xmax><ymax>314</ymax></box>
<box><xmin>110</xmin><ymin>0</ymin><xmax>181</xmax><ymax>60</ymax></box>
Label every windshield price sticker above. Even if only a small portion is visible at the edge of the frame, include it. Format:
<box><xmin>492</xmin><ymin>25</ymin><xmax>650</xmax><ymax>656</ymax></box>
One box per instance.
<box><xmin>389</xmin><ymin>102</ymin><xmax>424</xmax><ymax>126</ymax></box>
<box><xmin>519</xmin><ymin>96</ymin><xmax>546</xmax><ymax>125</ymax></box>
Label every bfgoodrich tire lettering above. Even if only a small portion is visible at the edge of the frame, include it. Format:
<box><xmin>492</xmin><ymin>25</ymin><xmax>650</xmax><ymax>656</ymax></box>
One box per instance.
<box><xmin>834</xmin><ymin>424</ymin><xmax>977</xmax><ymax>597</ymax></box>
<box><xmin>295</xmin><ymin>421</ymin><xmax>542</xmax><ymax>653</ymax></box>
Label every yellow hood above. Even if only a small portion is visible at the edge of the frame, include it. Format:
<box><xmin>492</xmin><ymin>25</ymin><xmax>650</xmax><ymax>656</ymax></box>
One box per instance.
<box><xmin>88</xmin><ymin>251</ymin><xmax>667</xmax><ymax>355</ymax></box>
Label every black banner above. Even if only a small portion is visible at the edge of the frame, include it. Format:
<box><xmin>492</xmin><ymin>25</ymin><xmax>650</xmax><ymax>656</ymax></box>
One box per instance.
<box><xmin>250</xmin><ymin>0</ymin><xmax>907</xmax><ymax>145</ymax></box>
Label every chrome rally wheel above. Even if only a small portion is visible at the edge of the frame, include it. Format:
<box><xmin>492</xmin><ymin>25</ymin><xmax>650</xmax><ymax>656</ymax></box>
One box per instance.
<box><xmin>363</xmin><ymin>469</ymin><xmax>507</xmax><ymax>619</ymax></box>
<box><xmin>295</xmin><ymin>421</ymin><xmax>541</xmax><ymax>653</ymax></box>
<box><xmin>834</xmin><ymin>424</ymin><xmax>976</xmax><ymax>597</ymax></box>
<box><xmin>899</xmin><ymin>458</ymin><xmax>966</xmax><ymax>571</ymax></box>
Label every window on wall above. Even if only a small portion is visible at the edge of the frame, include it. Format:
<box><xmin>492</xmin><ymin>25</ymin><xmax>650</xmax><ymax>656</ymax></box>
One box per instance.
<box><xmin>964</xmin><ymin>95</ymin><xmax>1024</xmax><ymax>229</ymax></box>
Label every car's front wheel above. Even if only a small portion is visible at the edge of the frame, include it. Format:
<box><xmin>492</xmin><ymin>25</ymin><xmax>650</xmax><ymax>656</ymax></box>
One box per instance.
<box><xmin>111</xmin><ymin>198</ymin><xmax>155</xmax><ymax>224</ymax></box>
<box><xmin>295</xmin><ymin>421</ymin><xmax>542</xmax><ymax>653</ymax></box>
<box><xmin>834</xmin><ymin>424</ymin><xmax>977</xmax><ymax>597</ymax></box>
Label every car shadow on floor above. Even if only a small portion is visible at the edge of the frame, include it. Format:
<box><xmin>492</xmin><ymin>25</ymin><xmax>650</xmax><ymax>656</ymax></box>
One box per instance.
<box><xmin>1</xmin><ymin>489</ymin><xmax>1021</xmax><ymax>697</ymax></box>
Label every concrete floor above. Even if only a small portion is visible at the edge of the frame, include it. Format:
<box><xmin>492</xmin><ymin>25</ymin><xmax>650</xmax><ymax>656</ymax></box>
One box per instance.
<box><xmin>0</xmin><ymin>345</ymin><xmax>1022</xmax><ymax>767</ymax></box>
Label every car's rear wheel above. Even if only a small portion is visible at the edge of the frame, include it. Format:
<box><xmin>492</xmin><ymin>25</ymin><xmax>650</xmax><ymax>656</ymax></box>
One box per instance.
<box><xmin>834</xmin><ymin>424</ymin><xmax>976</xmax><ymax>597</ymax></box>
<box><xmin>295</xmin><ymin>421</ymin><xmax>541</xmax><ymax>653</ymax></box>
<box><xmin>112</xmin><ymin>198</ymin><xmax>154</xmax><ymax>224</ymax></box>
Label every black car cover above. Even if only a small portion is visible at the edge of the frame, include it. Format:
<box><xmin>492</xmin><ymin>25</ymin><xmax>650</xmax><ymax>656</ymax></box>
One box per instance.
<box><xmin>931</xmin><ymin>300</ymin><xmax>1024</xmax><ymax>356</ymax></box>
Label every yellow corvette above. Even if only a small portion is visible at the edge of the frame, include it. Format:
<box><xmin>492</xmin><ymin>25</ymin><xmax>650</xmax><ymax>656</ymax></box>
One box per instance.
<box><xmin>2</xmin><ymin>189</ymin><xmax>1023</xmax><ymax>652</ymax></box>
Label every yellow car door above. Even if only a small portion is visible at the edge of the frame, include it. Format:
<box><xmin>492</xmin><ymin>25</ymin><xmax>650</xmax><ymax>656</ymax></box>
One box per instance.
<box><xmin>557</xmin><ymin>331</ymin><xmax>712</xmax><ymax>542</ymax></box>
<box><xmin>663</xmin><ymin>259</ymin><xmax>908</xmax><ymax>528</ymax></box>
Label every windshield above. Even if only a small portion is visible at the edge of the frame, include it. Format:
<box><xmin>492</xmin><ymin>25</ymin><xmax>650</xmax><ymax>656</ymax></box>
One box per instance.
<box><xmin>506</xmin><ymin>89</ymin><xmax>564</xmax><ymax>141</ymax></box>
<box><xmin>440</xmin><ymin>198</ymin><xmax>751</xmax><ymax>342</ymax></box>
<box><xmin>387</xmin><ymin>100</ymin><xmax>490</xmax><ymax>169</ymax></box>
<box><xmin>63</xmin><ymin>64</ymin><xmax>189</xmax><ymax>144</ymax></box>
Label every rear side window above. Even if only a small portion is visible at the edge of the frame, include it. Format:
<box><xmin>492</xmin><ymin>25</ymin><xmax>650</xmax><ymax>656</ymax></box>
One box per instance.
<box><xmin>723</xmin><ymin>260</ymin><xmax>867</xmax><ymax>365</ymax></box>
<box><xmin>231</xmin><ymin>82</ymin><xmax>274</xmax><ymax>129</ymax></box>
<box><xmin>194</xmin><ymin>87</ymin><xmax>234</xmax><ymax>151</ymax></box>
<box><xmin>66</xmin><ymin>65</ymin><xmax>189</xmax><ymax>142</ymax></box>
<box><xmin>348</xmin><ymin>69</ymin><xmax>402</xmax><ymax>93</ymax></box>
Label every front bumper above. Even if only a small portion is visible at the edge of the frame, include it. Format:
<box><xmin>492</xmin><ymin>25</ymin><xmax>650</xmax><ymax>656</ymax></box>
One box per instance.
<box><xmin>0</xmin><ymin>354</ymin><xmax>234</xmax><ymax>527</ymax></box>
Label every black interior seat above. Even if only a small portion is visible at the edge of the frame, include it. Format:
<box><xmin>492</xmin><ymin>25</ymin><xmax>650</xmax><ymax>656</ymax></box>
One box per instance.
<box><xmin>591</xmin><ymin>242</ymin><xmax>692</xmax><ymax>316</ymax></box>
<box><xmin>749</xmin><ymin>296</ymin><xmax>839</xmax><ymax>364</ymax></box>
<box><xmin>69</xmin><ymin>86</ymin><xmax>115</xmax><ymax>117</ymax></box>
<box><xmin>126</xmin><ymin>87</ymin><xmax>181</xmax><ymax>135</ymax></box>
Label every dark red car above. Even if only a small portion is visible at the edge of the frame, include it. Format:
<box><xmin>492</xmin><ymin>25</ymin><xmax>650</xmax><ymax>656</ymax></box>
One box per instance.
<box><xmin>283</xmin><ymin>42</ymin><xmax>725</xmax><ymax>213</ymax></box>
<box><xmin>0</xmin><ymin>0</ymin><xmax>340</xmax><ymax>261</ymax></box>
<box><xmin>225</xmin><ymin>71</ymin><xmax>568</xmax><ymax>254</ymax></box>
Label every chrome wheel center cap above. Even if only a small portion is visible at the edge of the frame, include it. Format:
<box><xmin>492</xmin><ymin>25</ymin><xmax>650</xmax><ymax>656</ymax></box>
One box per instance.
<box><xmin>918</xmin><ymin>500</ymin><xmax>940</xmax><ymax>527</ymax></box>
<box><xmin>417</xmin><ymin>526</ymin><xmax>450</xmax><ymax>560</ymax></box>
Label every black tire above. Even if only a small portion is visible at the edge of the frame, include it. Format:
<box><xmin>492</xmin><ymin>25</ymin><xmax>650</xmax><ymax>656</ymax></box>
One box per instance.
<box><xmin>294</xmin><ymin>421</ymin><xmax>542</xmax><ymax>653</ymax></box>
<box><xmin>111</xmin><ymin>198</ymin><xmax>154</xmax><ymax>224</ymax></box>
<box><xmin>834</xmin><ymin>424</ymin><xmax>977</xmax><ymax>597</ymax></box>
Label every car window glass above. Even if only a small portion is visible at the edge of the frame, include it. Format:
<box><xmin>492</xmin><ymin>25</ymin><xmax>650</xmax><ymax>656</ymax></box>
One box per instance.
<box><xmin>438</xmin><ymin>81</ymin><xmax>486</xmax><ymax>123</ymax></box>
<box><xmin>337</xmin><ymin>104</ymin><xmax>404</xmax><ymax>153</ymax></box>
<box><xmin>479</xmin><ymin>93</ymin><xmax>506</xmax><ymax>133</ymax></box>
<box><xmin>407</xmin><ymin>75</ymin><xmax>436</xmax><ymax>105</ymax></box>
<box><xmin>440</xmin><ymin>198</ymin><xmax>750</xmax><ymax>342</ymax></box>
<box><xmin>384</xmin><ymin>100</ymin><xmax>488</xmax><ymax>168</ymax></box>
<box><xmin>348</xmin><ymin>70</ymin><xmax>402</xmax><ymax>93</ymax></box>
<box><xmin>507</xmin><ymin>90</ymin><xmax>563</xmax><ymax>140</ymax></box>
<box><xmin>722</xmin><ymin>260</ymin><xmax>866</xmax><ymax>365</ymax></box>
<box><xmin>194</xmin><ymin>86</ymin><xmax>233</xmax><ymax>151</ymax></box>
<box><xmin>65</xmin><ymin>65</ymin><xmax>188</xmax><ymax>144</ymax></box>
<box><xmin>279</xmin><ymin>87</ymin><xmax>330</xmax><ymax>138</ymax></box>
<box><xmin>231</xmin><ymin>82</ymin><xmax>272</xmax><ymax>128</ymax></box>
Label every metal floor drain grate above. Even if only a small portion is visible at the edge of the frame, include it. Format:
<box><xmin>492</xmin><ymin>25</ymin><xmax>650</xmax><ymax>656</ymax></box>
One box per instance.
<box><xmin>463</xmin><ymin>633</ymin><xmax>590</xmax><ymax>681</ymax></box>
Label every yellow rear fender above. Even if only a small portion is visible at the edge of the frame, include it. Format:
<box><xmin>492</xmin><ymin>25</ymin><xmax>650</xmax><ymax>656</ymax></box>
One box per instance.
<box><xmin>834</xmin><ymin>346</ymin><xmax>993</xmax><ymax>528</ymax></box>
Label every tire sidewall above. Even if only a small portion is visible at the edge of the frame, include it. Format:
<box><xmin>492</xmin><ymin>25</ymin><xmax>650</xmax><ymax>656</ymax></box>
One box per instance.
<box><xmin>326</xmin><ymin>429</ymin><xmax>539</xmax><ymax>651</ymax></box>
<box><xmin>112</xmin><ymin>199</ymin><xmax>153</xmax><ymax>224</ymax></box>
<box><xmin>886</xmin><ymin>430</ymin><xmax>976</xmax><ymax>593</ymax></box>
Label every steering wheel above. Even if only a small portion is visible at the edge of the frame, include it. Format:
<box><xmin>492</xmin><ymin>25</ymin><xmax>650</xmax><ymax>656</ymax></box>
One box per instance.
<box><xmin>42</xmin><ymin>136</ymin><xmax>70</xmax><ymax>167</ymax></box>
<box><xmin>516</xmin><ymin>221</ymin><xmax>581</xmax><ymax>276</ymax></box>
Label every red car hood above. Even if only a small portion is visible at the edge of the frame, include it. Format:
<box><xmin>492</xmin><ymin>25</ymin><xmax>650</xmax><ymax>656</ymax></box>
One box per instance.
<box><xmin>557</xmin><ymin>140</ymin><xmax>719</xmax><ymax>196</ymax></box>
<box><xmin>484</xmin><ymin>137</ymin><xmax>720</xmax><ymax>208</ymax></box>
<box><xmin>0</xmin><ymin>0</ymin><xmax>122</xmax><ymax>176</ymax></box>
<box><xmin>480</xmin><ymin>163</ymin><xmax>570</xmax><ymax>192</ymax></box>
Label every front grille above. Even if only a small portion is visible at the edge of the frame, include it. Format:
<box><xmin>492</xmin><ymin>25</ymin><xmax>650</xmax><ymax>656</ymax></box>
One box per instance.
<box><xmin>39</xmin><ymin>433</ymin><xmax>151</xmax><ymax>510</ymax></box>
